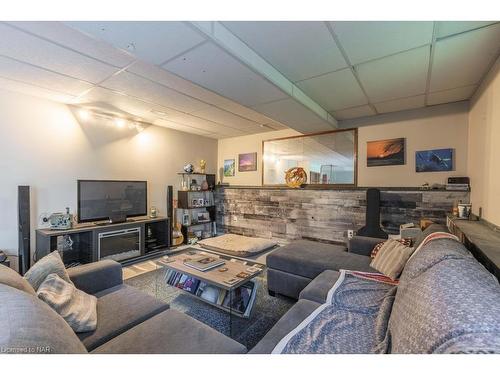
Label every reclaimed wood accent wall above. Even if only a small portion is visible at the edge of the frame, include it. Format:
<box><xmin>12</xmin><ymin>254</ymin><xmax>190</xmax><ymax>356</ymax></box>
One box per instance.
<box><xmin>215</xmin><ymin>188</ymin><xmax>470</xmax><ymax>245</ymax></box>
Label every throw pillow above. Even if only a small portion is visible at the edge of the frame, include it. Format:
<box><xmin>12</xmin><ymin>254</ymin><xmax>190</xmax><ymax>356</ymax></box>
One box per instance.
<box><xmin>24</xmin><ymin>251</ymin><xmax>73</xmax><ymax>291</ymax></box>
<box><xmin>371</xmin><ymin>238</ymin><xmax>412</xmax><ymax>258</ymax></box>
<box><xmin>370</xmin><ymin>239</ymin><xmax>415</xmax><ymax>280</ymax></box>
<box><xmin>37</xmin><ymin>273</ymin><xmax>97</xmax><ymax>333</ymax></box>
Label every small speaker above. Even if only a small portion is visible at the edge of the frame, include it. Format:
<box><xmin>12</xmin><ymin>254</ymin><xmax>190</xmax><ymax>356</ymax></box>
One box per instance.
<box><xmin>18</xmin><ymin>186</ymin><xmax>31</xmax><ymax>275</ymax></box>
<box><xmin>206</xmin><ymin>174</ymin><xmax>216</xmax><ymax>190</ymax></box>
<box><xmin>166</xmin><ymin>185</ymin><xmax>173</xmax><ymax>247</ymax></box>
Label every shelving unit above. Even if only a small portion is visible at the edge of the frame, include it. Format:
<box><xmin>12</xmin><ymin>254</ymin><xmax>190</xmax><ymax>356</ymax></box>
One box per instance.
<box><xmin>176</xmin><ymin>173</ymin><xmax>216</xmax><ymax>244</ymax></box>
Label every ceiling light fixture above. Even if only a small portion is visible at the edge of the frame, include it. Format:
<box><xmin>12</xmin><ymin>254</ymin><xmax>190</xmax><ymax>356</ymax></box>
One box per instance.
<box><xmin>78</xmin><ymin>109</ymin><xmax>92</xmax><ymax>121</ymax></box>
<box><xmin>114</xmin><ymin>118</ymin><xmax>126</xmax><ymax>128</ymax></box>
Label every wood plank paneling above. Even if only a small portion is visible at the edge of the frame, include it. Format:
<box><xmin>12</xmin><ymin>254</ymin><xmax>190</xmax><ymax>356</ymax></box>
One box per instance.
<box><xmin>215</xmin><ymin>188</ymin><xmax>469</xmax><ymax>245</ymax></box>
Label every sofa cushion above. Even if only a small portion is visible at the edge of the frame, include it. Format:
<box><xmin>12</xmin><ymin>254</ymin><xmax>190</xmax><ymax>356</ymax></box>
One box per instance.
<box><xmin>370</xmin><ymin>239</ymin><xmax>414</xmax><ymax>280</ymax></box>
<box><xmin>267</xmin><ymin>240</ymin><xmax>372</xmax><ymax>280</ymax></box>
<box><xmin>388</xmin><ymin>239</ymin><xmax>500</xmax><ymax>353</ymax></box>
<box><xmin>24</xmin><ymin>251</ymin><xmax>72</xmax><ymax>291</ymax></box>
<box><xmin>37</xmin><ymin>273</ymin><xmax>97</xmax><ymax>333</ymax></box>
<box><xmin>77</xmin><ymin>284</ymin><xmax>169</xmax><ymax>351</ymax></box>
<box><xmin>0</xmin><ymin>284</ymin><xmax>87</xmax><ymax>354</ymax></box>
<box><xmin>299</xmin><ymin>270</ymin><xmax>341</xmax><ymax>304</ymax></box>
<box><xmin>92</xmin><ymin>309</ymin><xmax>247</xmax><ymax>354</ymax></box>
<box><xmin>250</xmin><ymin>299</ymin><xmax>321</xmax><ymax>354</ymax></box>
<box><xmin>0</xmin><ymin>264</ymin><xmax>35</xmax><ymax>296</ymax></box>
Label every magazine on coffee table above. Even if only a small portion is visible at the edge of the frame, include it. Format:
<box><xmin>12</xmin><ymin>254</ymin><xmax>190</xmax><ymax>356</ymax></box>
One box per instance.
<box><xmin>183</xmin><ymin>255</ymin><xmax>225</xmax><ymax>272</ymax></box>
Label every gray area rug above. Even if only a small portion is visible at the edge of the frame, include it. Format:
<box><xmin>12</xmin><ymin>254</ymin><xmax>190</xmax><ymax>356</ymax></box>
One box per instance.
<box><xmin>125</xmin><ymin>268</ymin><xmax>294</xmax><ymax>349</ymax></box>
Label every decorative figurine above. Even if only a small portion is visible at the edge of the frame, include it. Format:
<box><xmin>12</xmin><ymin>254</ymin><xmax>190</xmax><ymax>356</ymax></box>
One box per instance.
<box><xmin>285</xmin><ymin>167</ymin><xmax>307</xmax><ymax>188</ymax></box>
<box><xmin>150</xmin><ymin>206</ymin><xmax>158</xmax><ymax>218</ymax></box>
<box><xmin>183</xmin><ymin>163</ymin><xmax>194</xmax><ymax>174</ymax></box>
<box><xmin>200</xmin><ymin>159</ymin><xmax>206</xmax><ymax>174</ymax></box>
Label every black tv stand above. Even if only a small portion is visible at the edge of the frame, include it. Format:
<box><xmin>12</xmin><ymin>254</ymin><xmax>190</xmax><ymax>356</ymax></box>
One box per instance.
<box><xmin>36</xmin><ymin>216</ymin><xmax>171</xmax><ymax>267</ymax></box>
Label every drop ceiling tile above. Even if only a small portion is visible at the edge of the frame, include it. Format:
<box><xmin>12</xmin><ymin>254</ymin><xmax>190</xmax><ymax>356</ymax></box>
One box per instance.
<box><xmin>0</xmin><ymin>76</ymin><xmax>76</xmax><ymax>103</ymax></box>
<box><xmin>159</xmin><ymin>115</ymin><xmax>246</xmax><ymax>137</ymax></box>
<box><xmin>192</xmin><ymin>106</ymin><xmax>264</xmax><ymax>132</ymax></box>
<box><xmin>0</xmin><ymin>23</ymin><xmax>119</xmax><ymax>83</ymax></box>
<box><xmin>100</xmin><ymin>71</ymin><xmax>210</xmax><ymax>113</ymax></box>
<box><xmin>427</xmin><ymin>85</ymin><xmax>477</xmax><ymax>105</ymax></box>
<box><xmin>252</xmin><ymin>98</ymin><xmax>334</xmax><ymax>132</ymax></box>
<box><xmin>8</xmin><ymin>21</ymin><xmax>135</xmax><ymax>68</ymax></box>
<box><xmin>154</xmin><ymin>118</ymin><xmax>213</xmax><ymax>136</ymax></box>
<box><xmin>356</xmin><ymin>46</ymin><xmax>430</xmax><ymax>102</ymax></box>
<box><xmin>222</xmin><ymin>21</ymin><xmax>347</xmax><ymax>82</ymax></box>
<box><xmin>331</xmin><ymin>21</ymin><xmax>433</xmax><ymax>65</ymax></box>
<box><xmin>374</xmin><ymin>95</ymin><xmax>425</xmax><ymax>114</ymax></box>
<box><xmin>332</xmin><ymin>105</ymin><xmax>375</xmax><ymax>120</ymax></box>
<box><xmin>0</xmin><ymin>56</ymin><xmax>93</xmax><ymax>96</ymax></box>
<box><xmin>65</xmin><ymin>21</ymin><xmax>205</xmax><ymax>65</ymax></box>
<box><xmin>163</xmin><ymin>42</ymin><xmax>288</xmax><ymax>107</ymax></box>
<box><xmin>296</xmin><ymin>68</ymin><xmax>367</xmax><ymax>111</ymax></box>
<box><xmin>430</xmin><ymin>23</ymin><xmax>500</xmax><ymax>92</ymax></box>
<box><xmin>435</xmin><ymin>21</ymin><xmax>498</xmax><ymax>38</ymax></box>
<box><xmin>129</xmin><ymin>60</ymin><xmax>280</xmax><ymax>125</ymax></box>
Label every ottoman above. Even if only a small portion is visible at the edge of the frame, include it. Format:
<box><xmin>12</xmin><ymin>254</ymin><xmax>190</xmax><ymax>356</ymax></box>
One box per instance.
<box><xmin>266</xmin><ymin>240</ymin><xmax>374</xmax><ymax>299</ymax></box>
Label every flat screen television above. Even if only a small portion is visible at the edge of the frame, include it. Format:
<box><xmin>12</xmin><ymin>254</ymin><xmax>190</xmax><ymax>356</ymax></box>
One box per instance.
<box><xmin>77</xmin><ymin>180</ymin><xmax>147</xmax><ymax>223</ymax></box>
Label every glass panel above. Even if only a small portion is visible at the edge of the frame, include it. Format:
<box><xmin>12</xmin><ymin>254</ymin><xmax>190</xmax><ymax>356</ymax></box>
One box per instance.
<box><xmin>263</xmin><ymin>129</ymin><xmax>357</xmax><ymax>186</ymax></box>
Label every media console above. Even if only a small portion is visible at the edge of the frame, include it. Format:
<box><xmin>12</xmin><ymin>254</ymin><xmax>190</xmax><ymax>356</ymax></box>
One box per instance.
<box><xmin>35</xmin><ymin>216</ymin><xmax>170</xmax><ymax>267</ymax></box>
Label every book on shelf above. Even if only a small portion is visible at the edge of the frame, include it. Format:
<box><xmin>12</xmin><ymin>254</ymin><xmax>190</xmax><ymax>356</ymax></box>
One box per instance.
<box><xmin>182</xmin><ymin>276</ymin><xmax>200</xmax><ymax>294</ymax></box>
<box><xmin>183</xmin><ymin>255</ymin><xmax>225</xmax><ymax>271</ymax></box>
<box><xmin>222</xmin><ymin>282</ymin><xmax>253</xmax><ymax>314</ymax></box>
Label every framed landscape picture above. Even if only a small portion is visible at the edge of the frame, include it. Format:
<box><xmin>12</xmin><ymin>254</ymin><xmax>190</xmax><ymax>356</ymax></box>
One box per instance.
<box><xmin>416</xmin><ymin>148</ymin><xmax>453</xmax><ymax>172</ymax></box>
<box><xmin>367</xmin><ymin>138</ymin><xmax>405</xmax><ymax>167</ymax></box>
<box><xmin>223</xmin><ymin>159</ymin><xmax>235</xmax><ymax>177</ymax></box>
<box><xmin>238</xmin><ymin>152</ymin><xmax>257</xmax><ymax>172</ymax></box>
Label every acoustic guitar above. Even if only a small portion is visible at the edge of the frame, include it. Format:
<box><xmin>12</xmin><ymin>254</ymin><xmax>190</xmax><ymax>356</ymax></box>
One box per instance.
<box><xmin>171</xmin><ymin>199</ymin><xmax>184</xmax><ymax>246</ymax></box>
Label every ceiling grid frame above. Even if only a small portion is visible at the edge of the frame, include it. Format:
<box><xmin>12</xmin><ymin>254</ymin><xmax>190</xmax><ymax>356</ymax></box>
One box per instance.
<box><xmin>324</xmin><ymin>21</ymin><xmax>379</xmax><ymax>116</ymax></box>
<box><xmin>185</xmin><ymin>21</ymin><xmax>338</xmax><ymax>130</ymax></box>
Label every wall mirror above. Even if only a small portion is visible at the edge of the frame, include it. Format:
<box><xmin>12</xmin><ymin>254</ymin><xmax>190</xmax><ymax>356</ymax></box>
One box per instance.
<box><xmin>262</xmin><ymin>129</ymin><xmax>357</xmax><ymax>186</ymax></box>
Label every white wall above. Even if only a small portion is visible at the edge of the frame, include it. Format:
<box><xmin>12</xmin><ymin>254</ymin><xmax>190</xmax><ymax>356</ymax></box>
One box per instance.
<box><xmin>217</xmin><ymin>102</ymin><xmax>469</xmax><ymax>187</ymax></box>
<box><xmin>0</xmin><ymin>88</ymin><xmax>217</xmax><ymax>256</ymax></box>
<box><xmin>468</xmin><ymin>56</ymin><xmax>500</xmax><ymax>226</ymax></box>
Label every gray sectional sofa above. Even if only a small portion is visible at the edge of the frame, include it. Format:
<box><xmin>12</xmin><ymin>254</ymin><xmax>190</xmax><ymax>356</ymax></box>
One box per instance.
<box><xmin>252</xmin><ymin>224</ymin><xmax>500</xmax><ymax>353</ymax></box>
<box><xmin>0</xmin><ymin>259</ymin><xmax>246</xmax><ymax>354</ymax></box>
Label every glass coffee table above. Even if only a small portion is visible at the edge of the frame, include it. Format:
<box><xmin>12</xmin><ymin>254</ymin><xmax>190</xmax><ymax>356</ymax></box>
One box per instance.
<box><xmin>153</xmin><ymin>247</ymin><xmax>266</xmax><ymax>339</ymax></box>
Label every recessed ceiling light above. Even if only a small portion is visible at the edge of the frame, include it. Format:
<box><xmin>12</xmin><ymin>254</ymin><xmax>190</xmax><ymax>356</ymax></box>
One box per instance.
<box><xmin>78</xmin><ymin>109</ymin><xmax>91</xmax><ymax>121</ymax></box>
<box><xmin>114</xmin><ymin>118</ymin><xmax>126</xmax><ymax>128</ymax></box>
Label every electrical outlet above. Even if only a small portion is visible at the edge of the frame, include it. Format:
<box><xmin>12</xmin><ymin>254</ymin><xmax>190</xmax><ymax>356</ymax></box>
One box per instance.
<box><xmin>347</xmin><ymin>230</ymin><xmax>354</xmax><ymax>239</ymax></box>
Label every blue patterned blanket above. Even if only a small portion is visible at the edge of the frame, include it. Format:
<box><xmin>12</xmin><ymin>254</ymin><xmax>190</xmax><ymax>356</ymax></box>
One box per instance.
<box><xmin>272</xmin><ymin>271</ymin><xmax>396</xmax><ymax>354</ymax></box>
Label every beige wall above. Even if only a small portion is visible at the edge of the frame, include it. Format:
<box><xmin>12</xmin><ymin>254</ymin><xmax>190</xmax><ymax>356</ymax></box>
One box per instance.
<box><xmin>0</xmin><ymin>88</ymin><xmax>217</xmax><ymax>255</ymax></box>
<box><xmin>356</xmin><ymin>103</ymin><xmax>469</xmax><ymax>187</ymax></box>
<box><xmin>468</xmin><ymin>56</ymin><xmax>500</xmax><ymax>226</ymax></box>
<box><xmin>217</xmin><ymin>129</ymin><xmax>299</xmax><ymax>185</ymax></box>
<box><xmin>217</xmin><ymin>102</ymin><xmax>469</xmax><ymax>187</ymax></box>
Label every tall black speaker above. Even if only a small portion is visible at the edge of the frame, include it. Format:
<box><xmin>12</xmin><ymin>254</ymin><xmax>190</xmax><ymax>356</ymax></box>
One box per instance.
<box><xmin>18</xmin><ymin>185</ymin><xmax>31</xmax><ymax>275</ymax></box>
<box><xmin>166</xmin><ymin>185</ymin><xmax>173</xmax><ymax>247</ymax></box>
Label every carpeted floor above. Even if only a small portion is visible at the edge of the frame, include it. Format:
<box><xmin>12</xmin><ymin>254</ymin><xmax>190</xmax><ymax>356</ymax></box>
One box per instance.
<box><xmin>125</xmin><ymin>265</ymin><xmax>294</xmax><ymax>349</ymax></box>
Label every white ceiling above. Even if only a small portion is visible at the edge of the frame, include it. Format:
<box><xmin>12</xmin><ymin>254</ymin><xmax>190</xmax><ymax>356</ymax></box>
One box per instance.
<box><xmin>224</xmin><ymin>21</ymin><xmax>500</xmax><ymax>119</ymax></box>
<box><xmin>0</xmin><ymin>21</ymin><xmax>499</xmax><ymax>138</ymax></box>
